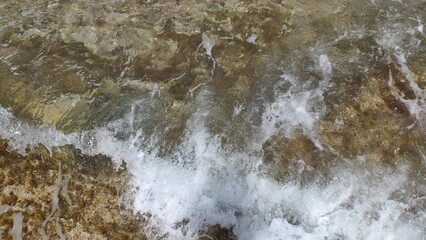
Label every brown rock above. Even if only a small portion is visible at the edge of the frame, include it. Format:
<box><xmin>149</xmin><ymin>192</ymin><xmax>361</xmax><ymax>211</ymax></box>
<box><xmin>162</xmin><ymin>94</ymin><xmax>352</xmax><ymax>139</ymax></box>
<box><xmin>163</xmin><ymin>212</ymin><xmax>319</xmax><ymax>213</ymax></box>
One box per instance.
<box><xmin>0</xmin><ymin>142</ymin><xmax>147</xmax><ymax>240</ymax></box>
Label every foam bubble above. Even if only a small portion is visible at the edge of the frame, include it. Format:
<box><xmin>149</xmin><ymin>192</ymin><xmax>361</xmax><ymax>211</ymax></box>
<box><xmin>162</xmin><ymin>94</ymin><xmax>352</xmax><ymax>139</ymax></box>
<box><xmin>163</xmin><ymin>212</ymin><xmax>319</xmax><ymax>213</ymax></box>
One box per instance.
<box><xmin>375</xmin><ymin>16</ymin><xmax>426</xmax><ymax>122</ymax></box>
<box><xmin>0</xmin><ymin>93</ymin><xmax>425</xmax><ymax>239</ymax></box>
<box><xmin>260</xmin><ymin>71</ymin><xmax>328</xmax><ymax>148</ymax></box>
<box><xmin>1</xmin><ymin>5</ymin><xmax>425</xmax><ymax>238</ymax></box>
<box><xmin>0</xmin><ymin>107</ymin><xmax>72</xmax><ymax>154</ymax></box>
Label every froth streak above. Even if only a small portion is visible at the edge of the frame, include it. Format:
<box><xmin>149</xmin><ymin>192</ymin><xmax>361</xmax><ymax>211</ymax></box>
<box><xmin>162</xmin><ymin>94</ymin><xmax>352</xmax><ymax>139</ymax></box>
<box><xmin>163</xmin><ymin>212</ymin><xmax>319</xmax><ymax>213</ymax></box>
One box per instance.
<box><xmin>1</xmin><ymin>100</ymin><xmax>425</xmax><ymax>239</ymax></box>
<box><xmin>0</xmin><ymin>0</ymin><xmax>425</xmax><ymax>239</ymax></box>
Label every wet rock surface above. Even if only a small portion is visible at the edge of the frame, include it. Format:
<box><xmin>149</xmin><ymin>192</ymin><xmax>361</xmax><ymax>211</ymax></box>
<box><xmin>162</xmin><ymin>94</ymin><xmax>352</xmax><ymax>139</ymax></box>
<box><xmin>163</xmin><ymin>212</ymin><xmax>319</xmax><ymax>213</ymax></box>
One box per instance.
<box><xmin>0</xmin><ymin>140</ymin><xmax>147</xmax><ymax>240</ymax></box>
<box><xmin>0</xmin><ymin>0</ymin><xmax>425</xmax><ymax>239</ymax></box>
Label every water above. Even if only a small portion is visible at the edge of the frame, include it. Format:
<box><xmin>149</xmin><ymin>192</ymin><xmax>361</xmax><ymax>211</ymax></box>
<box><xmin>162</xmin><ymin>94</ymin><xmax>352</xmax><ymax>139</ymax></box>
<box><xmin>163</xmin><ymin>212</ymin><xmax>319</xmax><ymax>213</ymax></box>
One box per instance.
<box><xmin>1</xmin><ymin>0</ymin><xmax>426</xmax><ymax>239</ymax></box>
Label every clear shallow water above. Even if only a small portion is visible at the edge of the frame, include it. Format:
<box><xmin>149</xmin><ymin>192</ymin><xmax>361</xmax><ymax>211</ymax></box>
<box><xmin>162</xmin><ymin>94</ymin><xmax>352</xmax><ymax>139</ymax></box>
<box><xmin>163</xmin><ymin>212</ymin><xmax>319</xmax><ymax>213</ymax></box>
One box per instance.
<box><xmin>1</xmin><ymin>0</ymin><xmax>426</xmax><ymax>239</ymax></box>
<box><xmin>0</xmin><ymin>86</ymin><xmax>425</xmax><ymax>240</ymax></box>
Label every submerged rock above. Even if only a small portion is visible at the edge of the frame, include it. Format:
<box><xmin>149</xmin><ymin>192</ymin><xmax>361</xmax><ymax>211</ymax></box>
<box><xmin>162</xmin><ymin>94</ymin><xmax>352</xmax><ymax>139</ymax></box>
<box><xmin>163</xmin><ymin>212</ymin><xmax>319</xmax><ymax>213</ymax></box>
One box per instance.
<box><xmin>261</xmin><ymin>132</ymin><xmax>338</xmax><ymax>184</ymax></box>
<box><xmin>0</xmin><ymin>0</ymin><xmax>425</xmax><ymax>238</ymax></box>
<box><xmin>0</xmin><ymin>0</ymin><xmax>296</xmax><ymax>133</ymax></box>
<box><xmin>320</xmin><ymin>70</ymin><xmax>425</xmax><ymax>165</ymax></box>
<box><xmin>198</xmin><ymin>224</ymin><xmax>236</xmax><ymax>240</ymax></box>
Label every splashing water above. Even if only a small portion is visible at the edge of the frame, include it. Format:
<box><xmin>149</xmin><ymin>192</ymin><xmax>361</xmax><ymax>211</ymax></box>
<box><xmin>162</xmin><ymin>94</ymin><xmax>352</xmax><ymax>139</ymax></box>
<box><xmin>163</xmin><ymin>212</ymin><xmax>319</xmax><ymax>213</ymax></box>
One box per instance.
<box><xmin>0</xmin><ymin>81</ymin><xmax>424</xmax><ymax>239</ymax></box>
<box><xmin>0</xmin><ymin>0</ymin><xmax>426</xmax><ymax>239</ymax></box>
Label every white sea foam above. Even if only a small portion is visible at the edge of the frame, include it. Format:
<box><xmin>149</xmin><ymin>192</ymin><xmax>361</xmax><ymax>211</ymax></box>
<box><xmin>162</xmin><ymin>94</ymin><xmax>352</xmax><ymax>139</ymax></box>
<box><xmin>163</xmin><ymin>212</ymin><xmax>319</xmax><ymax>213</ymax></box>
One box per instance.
<box><xmin>0</xmin><ymin>6</ymin><xmax>425</xmax><ymax>239</ymax></box>
<box><xmin>201</xmin><ymin>32</ymin><xmax>215</xmax><ymax>58</ymax></box>
<box><xmin>260</xmin><ymin>63</ymin><xmax>329</xmax><ymax>148</ymax></box>
<box><xmin>1</xmin><ymin>88</ymin><xmax>424</xmax><ymax>239</ymax></box>
<box><xmin>124</xmin><ymin>96</ymin><xmax>425</xmax><ymax>239</ymax></box>
<box><xmin>375</xmin><ymin>18</ymin><xmax>426</xmax><ymax>123</ymax></box>
<box><xmin>247</xmin><ymin>34</ymin><xmax>257</xmax><ymax>44</ymax></box>
<box><xmin>0</xmin><ymin>107</ymin><xmax>72</xmax><ymax>154</ymax></box>
<box><xmin>200</xmin><ymin>32</ymin><xmax>217</xmax><ymax>74</ymax></box>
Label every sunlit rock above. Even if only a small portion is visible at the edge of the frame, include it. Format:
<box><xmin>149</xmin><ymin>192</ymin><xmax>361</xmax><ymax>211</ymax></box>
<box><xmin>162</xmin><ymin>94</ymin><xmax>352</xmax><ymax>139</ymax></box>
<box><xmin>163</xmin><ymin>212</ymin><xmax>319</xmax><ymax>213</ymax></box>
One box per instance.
<box><xmin>319</xmin><ymin>72</ymin><xmax>424</xmax><ymax>164</ymax></box>
<box><xmin>0</xmin><ymin>140</ymin><xmax>147</xmax><ymax>239</ymax></box>
<box><xmin>0</xmin><ymin>0</ymin><xmax>425</xmax><ymax>239</ymax></box>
